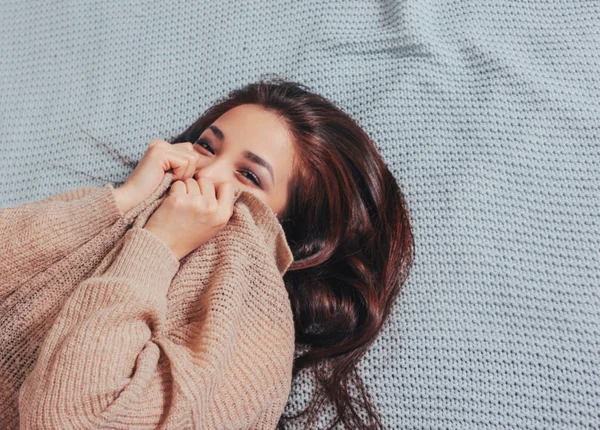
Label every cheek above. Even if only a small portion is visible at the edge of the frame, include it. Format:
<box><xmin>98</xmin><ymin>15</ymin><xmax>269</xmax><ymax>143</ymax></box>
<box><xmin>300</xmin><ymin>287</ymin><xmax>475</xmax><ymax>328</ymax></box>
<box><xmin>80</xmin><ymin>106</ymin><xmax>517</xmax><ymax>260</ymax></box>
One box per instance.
<box><xmin>244</xmin><ymin>189</ymin><xmax>272</xmax><ymax>208</ymax></box>
<box><xmin>267</xmin><ymin>196</ymin><xmax>283</xmax><ymax>217</ymax></box>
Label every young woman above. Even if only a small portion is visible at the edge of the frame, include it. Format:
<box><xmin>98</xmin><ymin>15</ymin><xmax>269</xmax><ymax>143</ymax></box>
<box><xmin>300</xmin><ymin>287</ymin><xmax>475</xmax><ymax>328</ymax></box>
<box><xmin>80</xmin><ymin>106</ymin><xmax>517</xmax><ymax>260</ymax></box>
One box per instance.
<box><xmin>111</xmin><ymin>76</ymin><xmax>415</xmax><ymax>429</ymax></box>
<box><xmin>5</xmin><ymin>76</ymin><xmax>415</xmax><ymax>429</ymax></box>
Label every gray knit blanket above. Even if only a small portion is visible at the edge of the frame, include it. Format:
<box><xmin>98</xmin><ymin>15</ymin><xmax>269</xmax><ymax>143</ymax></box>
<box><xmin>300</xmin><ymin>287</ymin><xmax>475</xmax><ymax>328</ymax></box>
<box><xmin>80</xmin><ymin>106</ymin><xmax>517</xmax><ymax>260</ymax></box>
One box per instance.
<box><xmin>1</xmin><ymin>1</ymin><xmax>598</xmax><ymax>428</ymax></box>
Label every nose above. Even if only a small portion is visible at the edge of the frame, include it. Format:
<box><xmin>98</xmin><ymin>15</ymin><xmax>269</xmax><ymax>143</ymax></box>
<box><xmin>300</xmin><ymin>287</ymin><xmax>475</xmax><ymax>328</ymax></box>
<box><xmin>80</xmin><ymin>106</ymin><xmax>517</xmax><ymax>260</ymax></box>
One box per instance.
<box><xmin>193</xmin><ymin>160</ymin><xmax>230</xmax><ymax>189</ymax></box>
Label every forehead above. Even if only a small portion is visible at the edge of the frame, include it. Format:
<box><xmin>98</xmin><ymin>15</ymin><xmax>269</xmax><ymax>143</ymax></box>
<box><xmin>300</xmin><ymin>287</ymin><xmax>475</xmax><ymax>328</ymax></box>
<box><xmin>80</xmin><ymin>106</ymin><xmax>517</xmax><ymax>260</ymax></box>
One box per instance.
<box><xmin>213</xmin><ymin>104</ymin><xmax>290</xmax><ymax>147</ymax></box>
<box><xmin>210</xmin><ymin>104</ymin><xmax>296</xmax><ymax>183</ymax></box>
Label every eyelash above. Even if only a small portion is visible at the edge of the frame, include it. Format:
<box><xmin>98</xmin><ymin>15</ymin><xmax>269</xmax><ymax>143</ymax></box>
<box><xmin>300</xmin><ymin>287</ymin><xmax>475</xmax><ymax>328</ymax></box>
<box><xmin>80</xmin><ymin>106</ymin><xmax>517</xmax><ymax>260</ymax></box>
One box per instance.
<box><xmin>194</xmin><ymin>138</ymin><xmax>262</xmax><ymax>187</ymax></box>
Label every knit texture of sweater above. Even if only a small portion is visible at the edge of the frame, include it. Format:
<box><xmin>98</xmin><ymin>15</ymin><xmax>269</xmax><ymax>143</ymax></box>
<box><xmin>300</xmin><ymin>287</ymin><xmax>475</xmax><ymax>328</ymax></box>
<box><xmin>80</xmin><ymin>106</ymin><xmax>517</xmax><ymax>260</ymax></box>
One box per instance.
<box><xmin>0</xmin><ymin>171</ymin><xmax>295</xmax><ymax>429</ymax></box>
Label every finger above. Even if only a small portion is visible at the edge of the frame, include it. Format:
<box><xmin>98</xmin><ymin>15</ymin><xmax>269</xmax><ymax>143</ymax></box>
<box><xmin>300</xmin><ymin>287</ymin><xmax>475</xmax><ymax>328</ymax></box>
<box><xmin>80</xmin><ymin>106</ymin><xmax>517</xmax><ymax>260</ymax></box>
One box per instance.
<box><xmin>197</xmin><ymin>176</ymin><xmax>217</xmax><ymax>202</ymax></box>
<box><xmin>162</xmin><ymin>151</ymin><xmax>187</xmax><ymax>170</ymax></box>
<box><xmin>167</xmin><ymin>153</ymin><xmax>196</xmax><ymax>181</ymax></box>
<box><xmin>173</xmin><ymin>146</ymin><xmax>199</xmax><ymax>180</ymax></box>
<box><xmin>173</xmin><ymin>141</ymin><xmax>195</xmax><ymax>153</ymax></box>
<box><xmin>148</xmin><ymin>139</ymin><xmax>169</xmax><ymax>149</ymax></box>
<box><xmin>185</xmin><ymin>177</ymin><xmax>201</xmax><ymax>196</ymax></box>
<box><xmin>216</xmin><ymin>182</ymin><xmax>235</xmax><ymax>217</ymax></box>
<box><xmin>184</xmin><ymin>153</ymin><xmax>198</xmax><ymax>181</ymax></box>
<box><xmin>169</xmin><ymin>180</ymin><xmax>187</xmax><ymax>195</ymax></box>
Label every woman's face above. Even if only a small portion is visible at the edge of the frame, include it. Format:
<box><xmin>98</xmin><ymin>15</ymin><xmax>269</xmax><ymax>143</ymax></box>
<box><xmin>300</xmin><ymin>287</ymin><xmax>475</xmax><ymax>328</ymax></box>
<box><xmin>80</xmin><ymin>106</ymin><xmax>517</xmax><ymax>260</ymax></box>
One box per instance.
<box><xmin>191</xmin><ymin>103</ymin><xmax>295</xmax><ymax>217</ymax></box>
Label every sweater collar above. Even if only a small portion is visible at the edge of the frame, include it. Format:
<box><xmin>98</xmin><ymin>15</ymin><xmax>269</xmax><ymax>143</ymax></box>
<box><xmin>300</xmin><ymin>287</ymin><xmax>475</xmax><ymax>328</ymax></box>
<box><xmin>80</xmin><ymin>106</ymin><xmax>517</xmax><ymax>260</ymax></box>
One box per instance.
<box><xmin>145</xmin><ymin>172</ymin><xmax>294</xmax><ymax>276</ymax></box>
<box><xmin>232</xmin><ymin>187</ymin><xmax>294</xmax><ymax>275</ymax></box>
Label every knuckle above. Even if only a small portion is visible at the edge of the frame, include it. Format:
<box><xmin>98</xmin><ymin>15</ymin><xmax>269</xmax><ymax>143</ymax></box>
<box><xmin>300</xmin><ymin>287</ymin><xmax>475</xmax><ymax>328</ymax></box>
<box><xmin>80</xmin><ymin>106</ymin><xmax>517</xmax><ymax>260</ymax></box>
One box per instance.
<box><xmin>175</xmin><ymin>141</ymin><xmax>195</xmax><ymax>152</ymax></box>
<box><xmin>149</xmin><ymin>139</ymin><xmax>167</xmax><ymax>148</ymax></box>
<box><xmin>206</xmin><ymin>201</ymin><xmax>218</xmax><ymax>214</ymax></box>
<box><xmin>191</xmin><ymin>202</ymin><xmax>203</xmax><ymax>214</ymax></box>
<box><xmin>171</xmin><ymin>195</ymin><xmax>187</xmax><ymax>208</ymax></box>
<box><xmin>147</xmin><ymin>144</ymin><xmax>162</xmax><ymax>156</ymax></box>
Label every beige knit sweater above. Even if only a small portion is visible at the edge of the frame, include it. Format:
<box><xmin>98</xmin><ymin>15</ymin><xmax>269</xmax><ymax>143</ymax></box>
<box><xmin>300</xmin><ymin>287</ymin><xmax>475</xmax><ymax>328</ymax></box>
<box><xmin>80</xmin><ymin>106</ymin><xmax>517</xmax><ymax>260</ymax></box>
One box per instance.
<box><xmin>0</xmin><ymin>171</ymin><xmax>295</xmax><ymax>429</ymax></box>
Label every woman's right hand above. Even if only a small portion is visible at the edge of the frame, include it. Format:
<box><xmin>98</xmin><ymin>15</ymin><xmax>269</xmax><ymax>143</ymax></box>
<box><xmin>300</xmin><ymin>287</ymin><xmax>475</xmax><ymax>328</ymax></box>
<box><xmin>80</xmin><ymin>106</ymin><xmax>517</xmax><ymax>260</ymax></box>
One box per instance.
<box><xmin>113</xmin><ymin>140</ymin><xmax>200</xmax><ymax>214</ymax></box>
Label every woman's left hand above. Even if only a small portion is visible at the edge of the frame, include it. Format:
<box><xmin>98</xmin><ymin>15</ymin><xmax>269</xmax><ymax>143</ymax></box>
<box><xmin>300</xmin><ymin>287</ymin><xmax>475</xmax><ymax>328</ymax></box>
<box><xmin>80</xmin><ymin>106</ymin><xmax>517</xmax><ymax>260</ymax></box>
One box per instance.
<box><xmin>143</xmin><ymin>176</ymin><xmax>236</xmax><ymax>260</ymax></box>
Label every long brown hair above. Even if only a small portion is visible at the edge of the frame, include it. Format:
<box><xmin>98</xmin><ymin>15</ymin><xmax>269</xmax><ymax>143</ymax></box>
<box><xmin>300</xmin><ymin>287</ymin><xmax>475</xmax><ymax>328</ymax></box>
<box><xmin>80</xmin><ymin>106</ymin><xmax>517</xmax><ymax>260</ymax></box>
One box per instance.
<box><xmin>167</xmin><ymin>75</ymin><xmax>415</xmax><ymax>429</ymax></box>
<box><xmin>79</xmin><ymin>74</ymin><xmax>415</xmax><ymax>429</ymax></box>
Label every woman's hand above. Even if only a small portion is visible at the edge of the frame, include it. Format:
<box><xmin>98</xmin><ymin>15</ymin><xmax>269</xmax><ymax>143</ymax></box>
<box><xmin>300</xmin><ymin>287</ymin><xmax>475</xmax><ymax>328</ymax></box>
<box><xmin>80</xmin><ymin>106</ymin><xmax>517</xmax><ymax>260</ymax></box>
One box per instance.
<box><xmin>113</xmin><ymin>140</ymin><xmax>200</xmax><ymax>214</ymax></box>
<box><xmin>143</xmin><ymin>176</ymin><xmax>236</xmax><ymax>261</ymax></box>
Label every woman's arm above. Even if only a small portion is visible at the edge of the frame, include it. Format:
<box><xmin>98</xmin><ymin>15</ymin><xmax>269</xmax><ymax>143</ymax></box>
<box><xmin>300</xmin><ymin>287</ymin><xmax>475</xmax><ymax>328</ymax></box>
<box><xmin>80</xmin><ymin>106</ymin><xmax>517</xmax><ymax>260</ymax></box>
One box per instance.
<box><xmin>0</xmin><ymin>184</ymin><xmax>125</xmax><ymax>300</ymax></box>
<box><xmin>18</xmin><ymin>226</ymin><xmax>181</xmax><ymax>429</ymax></box>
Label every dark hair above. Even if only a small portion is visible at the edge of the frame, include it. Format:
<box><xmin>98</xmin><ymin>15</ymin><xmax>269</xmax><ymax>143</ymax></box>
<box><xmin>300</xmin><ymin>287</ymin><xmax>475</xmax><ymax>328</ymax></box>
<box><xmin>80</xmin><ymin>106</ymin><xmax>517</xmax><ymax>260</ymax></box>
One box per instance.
<box><xmin>79</xmin><ymin>74</ymin><xmax>415</xmax><ymax>429</ymax></box>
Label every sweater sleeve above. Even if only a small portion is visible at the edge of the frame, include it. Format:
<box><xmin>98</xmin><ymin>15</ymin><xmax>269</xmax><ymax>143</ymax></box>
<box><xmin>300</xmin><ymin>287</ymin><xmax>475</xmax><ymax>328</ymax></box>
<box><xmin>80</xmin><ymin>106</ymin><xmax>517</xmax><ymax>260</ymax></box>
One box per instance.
<box><xmin>17</xmin><ymin>226</ymin><xmax>181</xmax><ymax>430</ymax></box>
<box><xmin>250</xmin><ymin>394</ymin><xmax>289</xmax><ymax>430</ymax></box>
<box><xmin>0</xmin><ymin>184</ymin><xmax>124</xmax><ymax>300</ymax></box>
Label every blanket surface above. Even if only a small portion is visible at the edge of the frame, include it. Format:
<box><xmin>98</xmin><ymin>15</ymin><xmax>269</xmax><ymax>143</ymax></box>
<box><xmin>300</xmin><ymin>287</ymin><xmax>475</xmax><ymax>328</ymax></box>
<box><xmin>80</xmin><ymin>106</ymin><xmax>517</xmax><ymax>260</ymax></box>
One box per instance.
<box><xmin>0</xmin><ymin>171</ymin><xmax>295</xmax><ymax>429</ymax></box>
<box><xmin>0</xmin><ymin>1</ymin><xmax>599</xmax><ymax>428</ymax></box>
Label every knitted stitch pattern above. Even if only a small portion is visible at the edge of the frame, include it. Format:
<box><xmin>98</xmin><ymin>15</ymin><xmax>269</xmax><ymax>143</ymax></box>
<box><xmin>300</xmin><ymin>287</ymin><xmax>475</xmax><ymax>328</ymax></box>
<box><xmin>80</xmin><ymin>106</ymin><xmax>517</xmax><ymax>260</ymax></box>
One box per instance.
<box><xmin>1</xmin><ymin>1</ymin><xmax>599</xmax><ymax>428</ymax></box>
<box><xmin>0</xmin><ymin>171</ymin><xmax>295</xmax><ymax>429</ymax></box>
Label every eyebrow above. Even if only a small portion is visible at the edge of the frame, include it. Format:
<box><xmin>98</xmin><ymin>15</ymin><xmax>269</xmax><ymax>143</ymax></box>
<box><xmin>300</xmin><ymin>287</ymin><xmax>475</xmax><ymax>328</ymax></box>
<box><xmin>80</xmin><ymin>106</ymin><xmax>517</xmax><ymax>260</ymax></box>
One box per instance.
<box><xmin>208</xmin><ymin>124</ymin><xmax>275</xmax><ymax>184</ymax></box>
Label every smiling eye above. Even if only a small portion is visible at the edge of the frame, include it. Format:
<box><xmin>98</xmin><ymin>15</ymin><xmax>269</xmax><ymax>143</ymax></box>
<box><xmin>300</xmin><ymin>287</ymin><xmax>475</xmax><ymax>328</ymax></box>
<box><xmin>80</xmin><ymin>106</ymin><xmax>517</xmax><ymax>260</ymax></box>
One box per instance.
<box><xmin>194</xmin><ymin>137</ymin><xmax>262</xmax><ymax>188</ymax></box>
<box><xmin>240</xmin><ymin>170</ymin><xmax>261</xmax><ymax>187</ymax></box>
<box><xmin>195</xmin><ymin>138</ymin><xmax>214</xmax><ymax>154</ymax></box>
